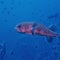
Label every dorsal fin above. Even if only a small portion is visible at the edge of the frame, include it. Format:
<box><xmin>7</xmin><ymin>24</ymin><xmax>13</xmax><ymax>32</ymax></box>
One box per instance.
<box><xmin>48</xmin><ymin>25</ymin><xmax>56</xmax><ymax>31</ymax></box>
<box><xmin>46</xmin><ymin>25</ymin><xmax>57</xmax><ymax>43</ymax></box>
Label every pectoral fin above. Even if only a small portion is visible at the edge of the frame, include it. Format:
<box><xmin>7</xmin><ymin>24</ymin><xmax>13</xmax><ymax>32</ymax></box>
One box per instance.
<box><xmin>31</xmin><ymin>23</ymin><xmax>38</xmax><ymax>35</ymax></box>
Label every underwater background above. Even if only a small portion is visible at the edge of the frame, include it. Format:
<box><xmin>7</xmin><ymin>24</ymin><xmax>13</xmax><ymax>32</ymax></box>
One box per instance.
<box><xmin>0</xmin><ymin>0</ymin><xmax>60</xmax><ymax>60</ymax></box>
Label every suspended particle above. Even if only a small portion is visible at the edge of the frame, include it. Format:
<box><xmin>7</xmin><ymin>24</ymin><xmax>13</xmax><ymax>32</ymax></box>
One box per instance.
<box><xmin>11</xmin><ymin>0</ymin><xmax>14</xmax><ymax>5</ymax></box>
<box><xmin>10</xmin><ymin>7</ymin><xmax>14</xmax><ymax>10</ymax></box>
<box><xmin>7</xmin><ymin>11</ymin><xmax>10</xmax><ymax>15</ymax></box>
<box><xmin>53</xmin><ymin>51</ymin><xmax>58</xmax><ymax>60</ymax></box>
<box><xmin>0</xmin><ymin>1</ymin><xmax>4</xmax><ymax>4</ymax></box>
<box><xmin>1</xmin><ymin>10</ymin><xmax>5</xmax><ymax>14</ymax></box>
<box><xmin>52</xmin><ymin>46</ymin><xmax>56</xmax><ymax>50</ymax></box>
<box><xmin>10</xmin><ymin>51</ymin><xmax>14</xmax><ymax>55</ymax></box>
<box><xmin>4</xmin><ymin>7</ymin><xmax>7</xmax><ymax>10</ymax></box>
<box><xmin>12</xmin><ymin>14</ymin><xmax>15</xmax><ymax>17</ymax></box>
<box><xmin>4</xmin><ymin>19</ymin><xmax>8</xmax><ymax>22</ymax></box>
<box><xmin>57</xmin><ymin>43</ymin><xmax>59</xmax><ymax>45</ymax></box>
<box><xmin>0</xmin><ymin>42</ymin><xmax>6</xmax><ymax>60</ymax></box>
<box><xmin>48</xmin><ymin>13</ymin><xmax>59</xmax><ymax>19</ymax></box>
<box><xmin>35</xmin><ymin>45</ymin><xmax>38</xmax><ymax>48</ymax></box>
<box><xmin>8</xmin><ymin>29</ymin><xmax>11</xmax><ymax>32</ymax></box>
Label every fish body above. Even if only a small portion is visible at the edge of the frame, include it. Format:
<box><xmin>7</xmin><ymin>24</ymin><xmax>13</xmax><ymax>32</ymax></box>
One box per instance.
<box><xmin>15</xmin><ymin>22</ymin><xmax>60</xmax><ymax>42</ymax></box>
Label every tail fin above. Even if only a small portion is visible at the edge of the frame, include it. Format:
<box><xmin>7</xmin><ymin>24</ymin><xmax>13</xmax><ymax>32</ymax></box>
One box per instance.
<box><xmin>46</xmin><ymin>34</ymin><xmax>60</xmax><ymax>43</ymax></box>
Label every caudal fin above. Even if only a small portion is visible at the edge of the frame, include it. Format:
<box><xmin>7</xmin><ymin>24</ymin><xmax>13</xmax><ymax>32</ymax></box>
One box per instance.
<box><xmin>46</xmin><ymin>34</ymin><xmax>60</xmax><ymax>43</ymax></box>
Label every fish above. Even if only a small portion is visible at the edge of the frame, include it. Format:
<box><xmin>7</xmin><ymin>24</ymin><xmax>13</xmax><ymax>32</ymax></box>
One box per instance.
<box><xmin>15</xmin><ymin>22</ymin><xmax>60</xmax><ymax>42</ymax></box>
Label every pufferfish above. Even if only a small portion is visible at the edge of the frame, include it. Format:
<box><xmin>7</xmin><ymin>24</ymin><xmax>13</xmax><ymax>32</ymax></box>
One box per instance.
<box><xmin>15</xmin><ymin>22</ymin><xmax>60</xmax><ymax>42</ymax></box>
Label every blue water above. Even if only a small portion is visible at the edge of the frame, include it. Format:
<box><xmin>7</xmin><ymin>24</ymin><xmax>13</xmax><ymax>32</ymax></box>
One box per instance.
<box><xmin>0</xmin><ymin>0</ymin><xmax>60</xmax><ymax>60</ymax></box>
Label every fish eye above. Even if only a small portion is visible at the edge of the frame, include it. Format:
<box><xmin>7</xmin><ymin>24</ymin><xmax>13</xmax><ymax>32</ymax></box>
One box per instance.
<box><xmin>17</xmin><ymin>25</ymin><xmax>21</xmax><ymax>28</ymax></box>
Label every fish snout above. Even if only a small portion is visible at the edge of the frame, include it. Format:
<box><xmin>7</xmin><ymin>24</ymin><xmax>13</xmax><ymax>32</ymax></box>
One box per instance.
<box><xmin>15</xmin><ymin>24</ymin><xmax>22</xmax><ymax>32</ymax></box>
<box><xmin>14</xmin><ymin>26</ymin><xmax>21</xmax><ymax>32</ymax></box>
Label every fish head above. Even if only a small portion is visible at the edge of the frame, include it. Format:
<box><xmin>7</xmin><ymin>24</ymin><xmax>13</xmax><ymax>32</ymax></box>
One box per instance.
<box><xmin>15</xmin><ymin>22</ymin><xmax>33</xmax><ymax>34</ymax></box>
<box><xmin>15</xmin><ymin>23</ymin><xmax>23</xmax><ymax>33</ymax></box>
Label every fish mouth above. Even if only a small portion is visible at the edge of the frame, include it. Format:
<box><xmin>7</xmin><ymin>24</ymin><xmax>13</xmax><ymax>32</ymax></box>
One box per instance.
<box><xmin>14</xmin><ymin>26</ymin><xmax>25</xmax><ymax>33</ymax></box>
<box><xmin>14</xmin><ymin>25</ymin><xmax>20</xmax><ymax>32</ymax></box>
<box><xmin>15</xmin><ymin>28</ymin><xmax>21</xmax><ymax>32</ymax></box>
